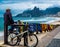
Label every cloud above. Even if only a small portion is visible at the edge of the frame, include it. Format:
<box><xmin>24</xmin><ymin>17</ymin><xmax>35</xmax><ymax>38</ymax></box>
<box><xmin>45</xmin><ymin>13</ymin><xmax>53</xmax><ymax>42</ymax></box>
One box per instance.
<box><xmin>0</xmin><ymin>2</ymin><xmax>54</xmax><ymax>17</ymax></box>
<box><xmin>0</xmin><ymin>0</ymin><xmax>60</xmax><ymax>4</ymax></box>
<box><xmin>0</xmin><ymin>2</ymin><xmax>35</xmax><ymax>10</ymax></box>
<box><xmin>0</xmin><ymin>2</ymin><xmax>54</xmax><ymax>10</ymax></box>
<box><xmin>0</xmin><ymin>0</ymin><xmax>60</xmax><ymax>9</ymax></box>
<box><xmin>0</xmin><ymin>0</ymin><xmax>60</xmax><ymax>16</ymax></box>
<box><xmin>0</xmin><ymin>2</ymin><xmax>35</xmax><ymax>16</ymax></box>
<box><xmin>0</xmin><ymin>0</ymin><xmax>33</xmax><ymax>4</ymax></box>
<box><xmin>0</xmin><ymin>0</ymin><xmax>60</xmax><ymax>10</ymax></box>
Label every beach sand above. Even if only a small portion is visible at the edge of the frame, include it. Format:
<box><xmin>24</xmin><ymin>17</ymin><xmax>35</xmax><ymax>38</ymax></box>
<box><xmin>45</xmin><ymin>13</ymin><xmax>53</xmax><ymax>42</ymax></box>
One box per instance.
<box><xmin>0</xmin><ymin>32</ymin><xmax>4</xmax><ymax>44</ymax></box>
<box><xmin>0</xmin><ymin>36</ymin><xmax>4</xmax><ymax>47</ymax></box>
<box><xmin>0</xmin><ymin>31</ymin><xmax>4</xmax><ymax>44</ymax></box>
<box><xmin>0</xmin><ymin>36</ymin><xmax>4</xmax><ymax>40</ymax></box>
<box><xmin>47</xmin><ymin>17</ymin><xmax>60</xmax><ymax>25</ymax></box>
<box><xmin>50</xmin><ymin>21</ymin><xmax>60</xmax><ymax>25</ymax></box>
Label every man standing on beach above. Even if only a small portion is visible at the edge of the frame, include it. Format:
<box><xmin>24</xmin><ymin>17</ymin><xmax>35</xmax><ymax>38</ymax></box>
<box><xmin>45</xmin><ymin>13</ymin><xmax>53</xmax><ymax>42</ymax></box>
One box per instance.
<box><xmin>4</xmin><ymin>9</ymin><xmax>14</xmax><ymax>44</ymax></box>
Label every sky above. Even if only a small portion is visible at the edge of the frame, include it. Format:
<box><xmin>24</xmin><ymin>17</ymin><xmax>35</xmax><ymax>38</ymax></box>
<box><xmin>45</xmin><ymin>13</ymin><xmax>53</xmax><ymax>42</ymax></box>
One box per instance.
<box><xmin>0</xmin><ymin>0</ymin><xmax>60</xmax><ymax>17</ymax></box>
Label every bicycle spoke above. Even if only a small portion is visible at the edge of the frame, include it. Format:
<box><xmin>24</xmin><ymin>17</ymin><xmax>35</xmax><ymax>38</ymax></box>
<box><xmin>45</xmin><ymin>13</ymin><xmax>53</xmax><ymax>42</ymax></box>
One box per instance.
<box><xmin>25</xmin><ymin>34</ymin><xmax>38</xmax><ymax>47</ymax></box>
<box><xmin>8</xmin><ymin>33</ymin><xmax>18</xmax><ymax>46</ymax></box>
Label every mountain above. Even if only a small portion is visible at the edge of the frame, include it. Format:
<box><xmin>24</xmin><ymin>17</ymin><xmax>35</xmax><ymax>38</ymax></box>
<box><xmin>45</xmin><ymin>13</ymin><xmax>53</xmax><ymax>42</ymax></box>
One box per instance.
<box><xmin>45</xmin><ymin>7</ymin><xmax>60</xmax><ymax>15</ymax></box>
<box><xmin>16</xmin><ymin>6</ymin><xmax>60</xmax><ymax>17</ymax></box>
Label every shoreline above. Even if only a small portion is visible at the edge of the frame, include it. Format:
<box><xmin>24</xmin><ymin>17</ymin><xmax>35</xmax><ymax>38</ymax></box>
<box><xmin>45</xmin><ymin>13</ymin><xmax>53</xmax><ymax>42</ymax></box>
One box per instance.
<box><xmin>49</xmin><ymin>21</ymin><xmax>60</xmax><ymax>25</ymax></box>
<box><xmin>0</xmin><ymin>32</ymin><xmax>4</xmax><ymax>36</ymax></box>
<box><xmin>0</xmin><ymin>32</ymin><xmax>4</xmax><ymax>41</ymax></box>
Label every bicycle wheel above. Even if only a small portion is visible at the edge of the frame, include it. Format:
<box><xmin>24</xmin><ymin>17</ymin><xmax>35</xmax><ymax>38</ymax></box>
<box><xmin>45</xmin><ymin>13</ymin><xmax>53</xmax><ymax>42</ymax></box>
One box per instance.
<box><xmin>25</xmin><ymin>34</ymin><xmax>38</xmax><ymax>47</ymax></box>
<box><xmin>8</xmin><ymin>33</ymin><xmax>18</xmax><ymax>46</ymax></box>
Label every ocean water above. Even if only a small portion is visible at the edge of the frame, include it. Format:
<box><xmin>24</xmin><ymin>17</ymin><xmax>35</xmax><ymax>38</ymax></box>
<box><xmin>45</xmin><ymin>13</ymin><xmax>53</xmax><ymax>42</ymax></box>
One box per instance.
<box><xmin>0</xmin><ymin>17</ymin><xmax>4</xmax><ymax>31</ymax></box>
<box><xmin>0</xmin><ymin>17</ymin><xmax>60</xmax><ymax>32</ymax></box>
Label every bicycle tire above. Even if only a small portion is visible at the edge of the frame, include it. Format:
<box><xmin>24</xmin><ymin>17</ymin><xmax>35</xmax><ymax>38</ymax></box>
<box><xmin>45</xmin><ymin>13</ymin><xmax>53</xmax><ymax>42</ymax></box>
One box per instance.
<box><xmin>25</xmin><ymin>34</ymin><xmax>38</xmax><ymax>47</ymax></box>
<box><xmin>7</xmin><ymin>33</ymin><xmax>18</xmax><ymax>46</ymax></box>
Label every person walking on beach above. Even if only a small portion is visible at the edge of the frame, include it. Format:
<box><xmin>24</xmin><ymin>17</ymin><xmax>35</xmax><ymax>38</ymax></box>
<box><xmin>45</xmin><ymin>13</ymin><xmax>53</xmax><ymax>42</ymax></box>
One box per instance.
<box><xmin>4</xmin><ymin>9</ymin><xmax>14</xmax><ymax>44</ymax></box>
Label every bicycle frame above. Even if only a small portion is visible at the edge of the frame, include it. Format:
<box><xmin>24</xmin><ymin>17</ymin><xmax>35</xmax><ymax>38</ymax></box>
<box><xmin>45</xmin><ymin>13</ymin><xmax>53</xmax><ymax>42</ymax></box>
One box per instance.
<box><xmin>12</xmin><ymin>30</ymin><xmax>29</xmax><ymax>39</ymax></box>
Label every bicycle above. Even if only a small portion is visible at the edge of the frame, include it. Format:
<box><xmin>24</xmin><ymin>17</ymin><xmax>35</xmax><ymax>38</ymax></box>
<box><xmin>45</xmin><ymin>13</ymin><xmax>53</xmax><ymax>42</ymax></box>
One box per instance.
<box><xmin>7</xmin><ymin>24</ymin><xmax>38</xmax><ymax>47</ymax></box>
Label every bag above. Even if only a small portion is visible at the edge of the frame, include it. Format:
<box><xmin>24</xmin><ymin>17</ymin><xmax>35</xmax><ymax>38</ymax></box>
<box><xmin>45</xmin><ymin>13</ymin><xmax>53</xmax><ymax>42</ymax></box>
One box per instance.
<box><xmin>28</xmin><ymin>23</ymin><xmax>36</xmax><ymax>32</ymax></box>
